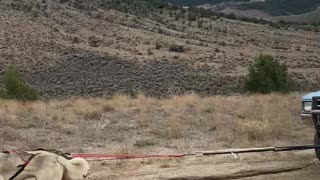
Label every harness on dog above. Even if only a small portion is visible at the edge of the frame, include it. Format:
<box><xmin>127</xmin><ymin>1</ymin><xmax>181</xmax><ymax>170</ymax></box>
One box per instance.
<box><xmin>33</xmin><ymin>148</ymin><xmax>73</xmax><ymax>160</ymax></box>
<box><xmin>9</xmin><ymin>150</ymin><xmax>28</xmax><ymax>163</ymax></box>
<box><xmin>2</xmin><ymin>148</ymin><xmax>73</xmax><ymax>180</ymax></box>
<box><xmin>9</xmin><ymin>153</ymin><xmax>39</xmax><ymax>180</ymax></box>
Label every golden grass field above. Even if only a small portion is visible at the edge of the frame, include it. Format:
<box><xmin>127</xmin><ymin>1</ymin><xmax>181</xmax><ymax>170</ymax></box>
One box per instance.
<box><xmin>2</xmin><ymin>94</ymin><xmax>319</xmax><ymax>179</ymax></box>
<box><xmin>0</xmin><ymin>93</ymin><xmax>314</xmax><ymax>154</ymax></box>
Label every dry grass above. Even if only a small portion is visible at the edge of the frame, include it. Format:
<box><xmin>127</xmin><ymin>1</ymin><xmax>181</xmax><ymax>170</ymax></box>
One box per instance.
<box><xmin>0</xmin><ymin>93</ymin><xmax>313</xmax><ymax>153</ymax></box>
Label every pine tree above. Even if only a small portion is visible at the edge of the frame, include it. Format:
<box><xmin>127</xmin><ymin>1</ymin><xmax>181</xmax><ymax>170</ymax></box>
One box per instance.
<box><xmin>244</xmin><ymin>54</ymin><xmax>293</xmax><ymax>94</ymax></box>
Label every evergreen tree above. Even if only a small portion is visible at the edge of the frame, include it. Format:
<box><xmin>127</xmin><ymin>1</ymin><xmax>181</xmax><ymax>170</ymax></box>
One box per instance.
<box><xmin>245</xmin><ymin>54</ymin><xmax>293</xmax><ymax>94</ymax></box>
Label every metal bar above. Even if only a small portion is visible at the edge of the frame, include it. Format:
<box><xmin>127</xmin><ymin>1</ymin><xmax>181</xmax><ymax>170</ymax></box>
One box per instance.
<box><xmin>312</xmin><ymin>110</ymin><xmax>320</xmax><ymax>114</ymax></box>
<box><xmin>198</xmin><ymin>147</ymin><xmax>275</xmax><ymax>156</ymax></box>
<box><xmin>197</xmin><ymin>145</ymin><xmax>320</xmax><ymax>156</ymax></box>
<box><xmin>275</xmin><ymin>145</ymin><xmax>320</xmax><ymax>152</ymax></box>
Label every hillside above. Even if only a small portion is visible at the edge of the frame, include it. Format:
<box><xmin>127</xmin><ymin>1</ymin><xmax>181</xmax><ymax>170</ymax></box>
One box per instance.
<box><xmin>167</xmin><ymin>0</ymin><xmax>320</xmax><ymax>16</ymax></box>
<box><xmin>242</xmin><ymin>0</ymin><xmax>320</xmax><ymax>16</ymax></box>
<box><xmin>0</xmin><ymin>0</ymin><xmax>320</xmax><ymax>98</ymax></box>
<box><xmin>212</xmin><ymin>6</ymin><xmax>271</xmax><ymax>18</ymax></box>
<box><xmin>165</xmin><ymin>0</ymin><xmax>250</xmax><ymax>6</ymax></box>
<box><xmin>171</xmin><ymin>0</ymin><xmax>320</xmax><ymax>18</ymax></box>
<box><xmin>275</xmin><ymin>9</ymin><xmax>320</xmax><ymax>25</ymax></box>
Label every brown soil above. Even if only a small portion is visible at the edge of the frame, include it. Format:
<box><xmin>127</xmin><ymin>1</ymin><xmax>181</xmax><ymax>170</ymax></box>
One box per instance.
<box><xmin>87</xmin><ymin>151</ymin><xmax>320</xmax><ymax>180</ymax></box>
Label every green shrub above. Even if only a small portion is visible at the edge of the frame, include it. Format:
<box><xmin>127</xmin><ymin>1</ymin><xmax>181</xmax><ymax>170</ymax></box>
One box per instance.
<box><xmin>88</xmin><ymin>36</ymin><xmax>100</xmax><ymax>47</ymax></box>
<box><xmin>188</xmin><ymin>12</ymin><xmax>197</xmax><ymax>21</ymax></box>
<box><xmin>225</xmin><ymin>13</ymin><xmax>237</xmax><ymax>20</ymax></box>
<box><xmin>155</xmin><ymin>40</ymin><xmax>161</xmax><ymax>50</ymax></box>
<box><xmin>1</xmin><ymin>66</ymin><xmax>38</xmax><ymax>101</ymax></box>
<box><xmin>244</xmin><ymin>54</ymin><xmax>293</xmax><ymax>94</ymax></box>
<box><xmin>197</xmin><ymin>19</ymin><xmax>204</xmax><ymax>28</ymax></box>
<box><xmin>169</xmin><ymin>44</ymin><xmax>184</xmax><ymax>52</ymax></box>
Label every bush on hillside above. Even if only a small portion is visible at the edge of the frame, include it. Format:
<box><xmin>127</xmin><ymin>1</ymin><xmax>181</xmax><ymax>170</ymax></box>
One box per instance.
<box><xmin>0</xmin><ymin>66</ymin><xmax>38</xmax><ymax>101</ymax></box>
<box><xmin>169</xmin><ymin>44</ymin><xmax>184</xmax><ymax>52</ymax></box>
<box><xmin>155</xmin><ymin>40</ymin><xmax>161</xmax><ymax>49</ymax></box>
<box><xmin>188</xmin><ymin>12</ymin><xmax>197</xmax><ymax>21</ymax></box>
<box><xmin>244</xmin><ymin>54</ymin><xmax>293</xmax><ymax>94</ymax></box>
<box><xmin>225</xmin><ymin>13</ymin><xmax>237</xmax><ymax>20</ymax></box>
<box><xmin>88</xmin><ymin>36</ymin><xmax>100</xmax><ymax>47</ymax></box>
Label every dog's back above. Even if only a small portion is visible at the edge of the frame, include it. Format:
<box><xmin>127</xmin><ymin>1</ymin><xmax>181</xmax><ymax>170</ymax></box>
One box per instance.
<box><xmin>15</xmin><ymin>153</ymin><xmax>64</xmax><ymax>180</ymax></box>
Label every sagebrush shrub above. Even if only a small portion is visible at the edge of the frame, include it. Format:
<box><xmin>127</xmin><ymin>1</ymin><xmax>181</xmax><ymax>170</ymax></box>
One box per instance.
<box><xmin>88</xmin><ymin>36</ymin><xmax>100</xmax><ymax>47</ymax></box>
<box><xmin>188</xmin><ymin>12</ymin><xmax>197</xmax><ymax>21</ymax></box>
<box><xmin>169</xmin><ymin>44</ymin><xmax>184</xmax><ymax>52</ymax></box>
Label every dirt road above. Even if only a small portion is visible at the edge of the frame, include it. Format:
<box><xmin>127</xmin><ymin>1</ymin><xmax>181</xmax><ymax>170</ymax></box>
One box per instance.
<box><xmin>87</xmin><ymin>150</ymin><xmax>320</xmax><ymax>180</ymax></box>
<box><xmin>246</xmin><ymin>165</ymin><xmax>320</xmax><ymax>180</ymax></box>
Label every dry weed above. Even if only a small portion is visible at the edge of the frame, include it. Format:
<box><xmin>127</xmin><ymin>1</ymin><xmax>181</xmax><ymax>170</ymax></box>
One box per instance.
<box><xmin>0</xmin><ymin>93</ymin><xmax>308</xmax><ymax>152</ymax></box>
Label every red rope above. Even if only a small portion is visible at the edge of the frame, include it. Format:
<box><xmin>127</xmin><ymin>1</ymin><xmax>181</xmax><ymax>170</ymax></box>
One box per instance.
<box><xmin>5</xmin><ymin>150</ymin><xmax>184</xmax><ymax>161</ymax></box>
<box><xmin>71</xmin><ymin>153</ymin><xmax>185</xmax><ymax>160</ymax></box>
<box><xmin>10</xmin><ymin>150</ymin><xmax>27</xmax><ymax>163</ymax></box>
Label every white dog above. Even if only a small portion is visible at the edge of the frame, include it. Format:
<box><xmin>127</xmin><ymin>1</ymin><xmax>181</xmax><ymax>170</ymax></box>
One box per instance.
<box><xmin>0</xmin><ymin>150</ymin><xmax>89</xmax><ymax>180</ymax></box>
<box><xmin>0</xmin><ymin>151</ymin><xmax>23</xmax><ymax>180</ymax></box>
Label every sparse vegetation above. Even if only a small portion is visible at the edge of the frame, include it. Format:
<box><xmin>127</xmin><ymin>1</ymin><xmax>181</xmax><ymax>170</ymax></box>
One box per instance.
<box><xmin>245</xmin><ymin>54</ymin><xmax>293</xmax><ymax>94</ymax></box>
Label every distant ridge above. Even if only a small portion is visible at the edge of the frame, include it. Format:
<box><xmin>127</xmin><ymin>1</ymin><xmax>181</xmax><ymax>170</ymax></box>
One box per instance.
<box><xmin>168</xmin><ymin>0</ymin><xmax>320</xmax><ymax>17</ymax></box>
<box><xmin>165</xmin><ymin>0</ymin><xmax>250</xmax><ymax>6</ymax></box>
<box><xmin>274</xmin><ymin>9</ymin><xmax>320</xmax><ymax>25</ymax></box>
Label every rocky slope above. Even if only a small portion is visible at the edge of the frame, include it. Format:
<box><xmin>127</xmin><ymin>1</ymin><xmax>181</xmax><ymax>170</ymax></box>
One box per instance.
<box><xmin>0</xmin><ymin>0</ymin><xmax>319</xmax><ymax>98</ymax></box>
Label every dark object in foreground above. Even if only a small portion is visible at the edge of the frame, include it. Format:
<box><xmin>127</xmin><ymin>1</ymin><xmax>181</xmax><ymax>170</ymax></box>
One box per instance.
<box><xmin>312</xmin><ymin>96</ymin><xmax>320</xmax><ymax>160</ymax></box>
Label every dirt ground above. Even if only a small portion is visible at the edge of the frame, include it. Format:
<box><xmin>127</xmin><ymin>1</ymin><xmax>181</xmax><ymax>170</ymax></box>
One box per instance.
<box><xmin>86</xmin><ymin>150</ymin><xmax>320</xmax><ymax>180</ymax></box>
